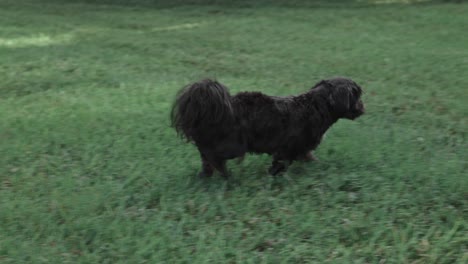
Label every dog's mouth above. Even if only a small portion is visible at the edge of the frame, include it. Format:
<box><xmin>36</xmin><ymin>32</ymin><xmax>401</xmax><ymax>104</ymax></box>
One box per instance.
<box><xmin>345</xmin><ymin>111</ymin><xmax>363</xmax><ymax>120</ymax></box>
<box><xmin>346</xmin><ymin>101</ymin><xmax>365</xmax><ymax>120</ymax></box>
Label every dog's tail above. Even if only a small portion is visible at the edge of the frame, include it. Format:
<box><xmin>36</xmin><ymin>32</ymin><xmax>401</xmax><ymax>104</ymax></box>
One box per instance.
<box><xmin>171</xmin><ymin>79</ymin><xmax>234</xmax><ymax>141</ymax></box>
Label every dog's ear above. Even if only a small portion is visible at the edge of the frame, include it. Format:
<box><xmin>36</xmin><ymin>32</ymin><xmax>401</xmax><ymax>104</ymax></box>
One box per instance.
<box><xmin>328</xmin><ymin>88</ymin><xmax>351</xmax><ymax>113</ymax></box>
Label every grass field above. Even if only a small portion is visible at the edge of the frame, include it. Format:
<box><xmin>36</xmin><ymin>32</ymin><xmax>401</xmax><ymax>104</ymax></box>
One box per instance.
<box><xmin>0</xmin><ymin>0</ymin><xmax>467</xmax><ymax>263</ymax></box>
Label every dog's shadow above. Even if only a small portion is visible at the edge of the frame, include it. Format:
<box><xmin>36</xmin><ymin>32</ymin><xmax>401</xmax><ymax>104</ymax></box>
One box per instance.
<box><xmin>185</xmin><ymin>156</ymin><xmax>332</xmax><ymax>192</ymax></box>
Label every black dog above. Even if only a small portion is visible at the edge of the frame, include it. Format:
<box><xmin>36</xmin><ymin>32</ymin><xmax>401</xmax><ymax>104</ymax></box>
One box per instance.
<box><xmin>171</xmin><ymin>77</ymin><xmax>365</xmax><ymax>178</ymax></box>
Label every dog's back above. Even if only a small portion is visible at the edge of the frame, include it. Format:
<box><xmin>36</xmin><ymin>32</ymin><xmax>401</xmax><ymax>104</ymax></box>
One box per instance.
<box><xmin>231</xmin><ymin>92</ymin><xmax>298</xmax><ymax>155</ymax></box>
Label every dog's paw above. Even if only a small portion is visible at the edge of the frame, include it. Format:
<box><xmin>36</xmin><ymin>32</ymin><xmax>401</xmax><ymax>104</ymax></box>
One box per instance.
<box><xmin>297</xmin><ymin>152</ymin><xmax>318</xmax><ymax>162</ymax></box>
<box><xmin>220</xmin><ymin>171</ymin><xmax>231</xmax><ymax>180</ymax></box>
<box><xmin>198</xmin><ymin>171</ymin><xmax>213</xmax><ymax>178</ymax></box>
<box><xmin>268</xmin><ymin>163</ymin><xmax>286</xmax><ymax>176</ymax></box>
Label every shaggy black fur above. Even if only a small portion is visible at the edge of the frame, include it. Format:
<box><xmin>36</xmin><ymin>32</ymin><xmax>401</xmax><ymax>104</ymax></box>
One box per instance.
<box><xmin>171</xmin><ymin>77</ymin><xmax>365</xmax><ymax>178</ymax></box>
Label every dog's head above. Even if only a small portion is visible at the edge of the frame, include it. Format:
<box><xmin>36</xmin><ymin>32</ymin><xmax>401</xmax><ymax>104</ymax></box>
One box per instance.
<box><xmin>314</xmin><ymin>77</ymin><xmax>365</xmax><ymax>120</ymax></box>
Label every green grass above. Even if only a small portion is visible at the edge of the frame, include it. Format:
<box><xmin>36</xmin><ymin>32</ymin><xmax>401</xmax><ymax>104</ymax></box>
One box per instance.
<box><xmin>1</xmin><ymin>0</ymin><xmax>467</xmax><ymax>263</ymax></box>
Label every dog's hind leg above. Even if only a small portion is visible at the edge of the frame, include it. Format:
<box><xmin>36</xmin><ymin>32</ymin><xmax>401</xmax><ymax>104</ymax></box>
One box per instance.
<box><xmin>198</xmin><ymin>153</ymin><xmax>214</xmax><ymax>178</ymax></box>
<box><xmin>210</xmin><ymin>158</ymin><xmax>230</xmax><ymax>179</ymax></box>
<box><xmin>201</xmin><ymin>151</ymin><xmax>230</xmax><ymax>179</ymax></box>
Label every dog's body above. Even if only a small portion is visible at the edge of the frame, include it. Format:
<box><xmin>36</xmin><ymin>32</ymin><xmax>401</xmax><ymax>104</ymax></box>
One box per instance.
<box><xmin>171</xmin><ymin>77</ymin><xmax>365</xmax><ymax>178</ymax></box>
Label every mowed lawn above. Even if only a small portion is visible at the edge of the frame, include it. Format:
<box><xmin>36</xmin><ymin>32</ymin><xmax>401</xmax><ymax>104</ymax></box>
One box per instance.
<box><xmin>0</xmin><ymin>0</ymin><xmax>466</xmax><ymax>263</ymax></box>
